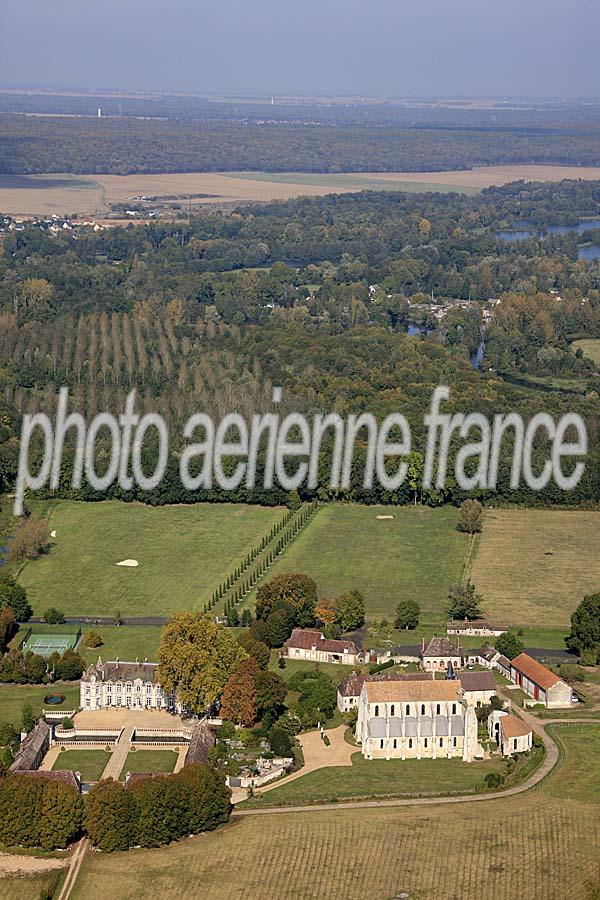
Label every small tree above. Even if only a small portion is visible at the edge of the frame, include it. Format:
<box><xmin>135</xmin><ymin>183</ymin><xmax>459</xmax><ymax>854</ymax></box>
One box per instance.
<box><xmin>448</xmin><ymin>581</ymin><xmax>483</xmax><ymax>621</ymax></box>
<box><xmin>21</xmin><ymin>703</ymin><xmax>36</xmax><ymax>734</ymax></box>
<box><xmin>269</xmin><ymin>726</ymin><xmax>292</xmax><ymax>757</ymax></box>
<box><xmin>43</xmin><ymin>607</ymin><xmax>65</xmax><ymax>625</ymax></box>
<box><xmin>495</xmin><ymin>631</ymin><xmax>524</xmax><ymax>661</ymax></box>
<box><xmin>457</xmin><ymin>499</ymin><xmax>483</xmax><ymax>534</ymax></box>
<box><xmin>395</xmin><ymin>599</ymin><xmax>420</xmax><ymax>630</ymax></box>
<box><xmin>334</xmin><ymin>590</ymin><xmax>365</xmax><ymax>632</ymax></box>
<box><xmin>83</xmin><ymin>630</ymin><xmax>103</xmax><ymax>648</ymax></box>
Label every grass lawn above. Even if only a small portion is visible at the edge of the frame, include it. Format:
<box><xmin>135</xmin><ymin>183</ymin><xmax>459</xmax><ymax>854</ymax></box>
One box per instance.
<box><xmin>470</xmin><ymin>509</ymin><xmax>600</xmax><ymax>628</ymax></box>
<box><xmin>545</xmin><ymin>724</ymin><xmax>600</xmax><ymax>803</ymax></box>
<box><xmin>10</xmin><ymin>625</ymin><xmax>164</xmax><ymax>667</ymax></box>
<box><xmin>52</xmin><ymin>749</ymin><xmax>110</xmax><ymax>782</ymax></box>
<box><xmin>0</xmin><ymin>681</ymin><xmax>80</xmax><ymax>730</ymax></box>
<box><xmin>572</xmin><ymin>338</ymin><xmax>600</xmax><ymax>365</ymax></box>
<box><xmin>0</xmin><ymin>872</ymin><xmax>65</xmax><ymax>900</ymax></box>
<box><xmin>272</xmin><ymin>653</ymin><xmax>363</xmax><ymax>687</ymax></box>
<box><xmin>119</xmin><ymin>749</ymin><xmax>178</xmax><ymax>781</ymax></box>
<box><xmin>241</xmin><ymin>751</ymin><xmax>506</xmax><ymax>807</ymax></box>
<box><xmin>249</xmin><ymin>504</ymin><xmax>470</xmax><ymax>623</ymax></box>
<box><xmin>18</xmin><ymin>500</ymin><xmax>283</xmax><ymax>617</ymax></box>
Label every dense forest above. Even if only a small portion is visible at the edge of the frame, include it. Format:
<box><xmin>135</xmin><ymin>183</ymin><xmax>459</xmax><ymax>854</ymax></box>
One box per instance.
<box><xmin>1</xmin><ymin>179</ymin><xmax>600</xmax><ymax>510</ymax></box>
<box><xmin>2</xmin><ymin>115</ymin><xmax>600</xmax><ymax>175</ymax></box>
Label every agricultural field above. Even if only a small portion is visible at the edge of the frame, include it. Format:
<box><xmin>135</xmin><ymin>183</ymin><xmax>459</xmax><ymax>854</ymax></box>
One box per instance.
<box><xmin>18</xmin><ymin>500</ymin><xmax>284</xmax><ymax>618</ymax></box>
<box><xmin>66</xmin><ymin>724</ymin><xmax>600</xmax><ymax>900</ymax></box>
<box><xmin>545</xmin><ymin>724</ymin><xmax>600</xmax><ymax>802</ymax></box>
<box><xmin>572</xmin><ymin>338</ymin><xmax>600</xmax><ymax>366</ymax></box>
<box><xmin>52</xmin><ymin>749</ymin><xmax>110</xmax><ymax>782</ymax></box>
<box><xmin>470</xmin><ymin>509</ymin><xmax>600</xmax><ymax>629</ymax></box>
<box><xmin>0</xmin><ymin>682</ymin><xmax>81</xmax><ymax>730</ymax></box>
<box><xmin>119</xmin><ymin>749</ymin><xmax>178</xmax><ymax>780</ymax></box>
<box><xmin>4</xmin><ymin>164</ymin><xmax>600</xmax><ymax>217</ymax></box>
<box><xmin>0</xmin><ymin>871</ymin><xmax>64</xmax><ymax>900</ymax></box>
<box><xmin>250</xmin><ymin>504</ymin><xmax>470</xmax><ymax>622</ymax></box>
<box><xmin>241</xmin><ymin>751</ymin><xmax>507</xmax><ymax>807</ymax></box>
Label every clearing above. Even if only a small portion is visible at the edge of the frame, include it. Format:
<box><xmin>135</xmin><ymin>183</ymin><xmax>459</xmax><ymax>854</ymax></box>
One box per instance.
<box><xmin>572</xmin><ymin>338</ymin><xmax>600</xmax><ymax>366</ymax></box>
<box><xmin>18</xmin><ymin>500</ymin><xmax>284</xmax><ymax>618</ymax></box>
<box><xmin>470</xmin><ymin>509</ymin><xmax>600</xmax><ymax>629</ymax></box>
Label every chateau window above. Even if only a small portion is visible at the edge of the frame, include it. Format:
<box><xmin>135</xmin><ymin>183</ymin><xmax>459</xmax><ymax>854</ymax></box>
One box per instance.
<box><xmin>408</xmin><ymin>738</ymin><xmax>413</xmax><ymax>749</ymax></box>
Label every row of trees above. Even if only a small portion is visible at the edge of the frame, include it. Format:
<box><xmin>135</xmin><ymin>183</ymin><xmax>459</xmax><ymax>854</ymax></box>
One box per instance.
<box><xmin>0</xmin><ymin>763</ymin><xmax>231</xmax><ymax>852</ymax></box>
<box><xmin>0</xmin><ymin>647</ymin><xmax>85</xmax><ymax>684</ymax></box>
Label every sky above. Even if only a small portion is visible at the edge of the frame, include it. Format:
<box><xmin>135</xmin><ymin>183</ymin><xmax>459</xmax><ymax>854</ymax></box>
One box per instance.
<box><xmin>1</xmin><ymin>0</ymin><xmax>598</xmax><ymax>98</ymax></box>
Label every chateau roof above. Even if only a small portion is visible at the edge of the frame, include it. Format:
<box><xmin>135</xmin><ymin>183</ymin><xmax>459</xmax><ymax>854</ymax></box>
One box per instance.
<box><xmin>84</xmin><ymin>659</ymin><xmax>159</xmax><ymax>683</ymax></box>
<box><xmin>9</xmin><ymin>721</ymin><xmax>49</xmax><ymax>772</ymax></box>
<box><xmin>459</xmin><ymin>671</ymin><xmax>496</xmax><ymax>693</ymax></box>
<box><xmin>510</xmin><ymin>653</ymin><xmax>562</xmax><ymax>691</ymax></box>
<box><xmin>285</xmin><ymin>629</ymin><xmax>359</xmax><ymax>655</ymax></box>
<box><xmin>363</xmin><ymin>680</ymin><xmax>461</xmax><ymax>703</ymax></box>
<box><xmin>421</xmin><ymin>636</ymin><xmax>461</xmax><ymax>658</ymax></box>
<box><xmin>500</xmin><ymin>714</ymin><xmax>531</xmax><ymax>740</ymax></box>
<box><xmin>184</xmin><ymin>720</ymin><xmax>215</xmax><ymax>766</ymax></box>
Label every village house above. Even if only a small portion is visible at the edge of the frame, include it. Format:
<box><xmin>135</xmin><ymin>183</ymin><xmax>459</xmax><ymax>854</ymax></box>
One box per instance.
<box><xmin>355</xmin><ymin>679</ymin><xmax>480</xmax><ymax>762</ymax></box>
<box><xmin>80</xmin><ymin>658</ymin><xmax>182</xmax><ymax>713</ymax></box>
<box><xmin>458</xmin><ymin>670</ymin><xmax>497</xmax><ymax>707</ymax></box>
<box><xmin>446</xmin><ymin>619</ymin><xmax>507</xmax><ymax>638</ymax></box>
<box><xmin>337</xmin><ymin>670</ymin><xmax>434</xmax><ymax>713</ymax></box>
<box><xmin>508</xmin><ymin>653</ymin><xmax>572</xmax><ymax>708</ymax></box>
<box><xmin>495</xmin><ymin>654</ymin><xmax>512</xmax><ymax>679</ymax></box>
<box><xmin>420</xmin><ymin>636</ymin><xmax>465</xmax><ymax>671</ymax></box>
<box><xmin>283</xmin><ymin>629</ymin><xmax>369</xmax><ymax>666</ymax></box>
<box><xmin>488</xmin><ymin>710</ymin><xmax>533</xmax><ymax>756</ymax></box>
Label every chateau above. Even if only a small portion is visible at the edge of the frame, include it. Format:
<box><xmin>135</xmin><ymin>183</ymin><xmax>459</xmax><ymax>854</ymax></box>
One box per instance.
<box><xmin>80</xmin><ymin>658</ymin><xmax>182</xmax><ymax>713</ymax></box>
<box><xmin>355</xmin><ymin>678</ymin><xmax>480</xmax><ymax>762</ymax></box>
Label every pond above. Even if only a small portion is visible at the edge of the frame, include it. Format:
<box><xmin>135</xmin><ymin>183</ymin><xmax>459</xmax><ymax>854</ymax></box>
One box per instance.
<box><xmin>43</xmin><ymin>694</ymin><xmax>66</xmax><ymax>706</ymax></box>
<box><xmin>496</xmin><ymin>218</ymin><xmax>600</xmax><ymax>243</ymax></box>
<box><xmin>578</xmin><ymin>244</ymin><xmax>600</xmax><ymax>261</ymax></box>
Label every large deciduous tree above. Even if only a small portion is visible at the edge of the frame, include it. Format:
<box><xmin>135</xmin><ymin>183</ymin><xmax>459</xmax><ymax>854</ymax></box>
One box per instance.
<box><xmin>567</xmin><ymin>593</ymin><xmax>600</xmax><ymax>661</ymax></box>
<box><xmin>219</xmin><ymin>657</ymin><xmax>260</xmax><ymax>726</ymax></box>
<box><xmin>457</xmin><ymin>499</ymin><xmax>483</xmax><ymax>534</ymax></box>
<box><xmin>495</xmin><ymin>631</ymin><xmax>524</xmax><ymax>661</ymax></box>
<box><xmin>158</xmin><ymin>613</ymin><xmax>247</xmax><ymax>713</ymax></box>
<box><xmin>84</xmin><ymin>779</ymin><xmax>139</xmax><ymax>852</ymax></box>
<box><xmin>448</xmin><ymin>581</ymin><xmax>483</xmax><ymax>621</ymax></box>
<box><xmin>395</xmin><ymin>599</ymin><xmax>420</xmax><ymax>630</ymax></box>
<box><xmin>334</xmin><ymin>590</ymin><xmax>365</xmax><ymax>632</ymax></box>
<box><xmin>255</xmin><ymin>574</ymin><xmax>317</xmax><ymax>627</ymax></box>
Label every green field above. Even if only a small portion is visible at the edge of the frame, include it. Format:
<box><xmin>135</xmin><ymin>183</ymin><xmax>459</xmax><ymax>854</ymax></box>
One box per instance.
<box><xmin>572</xmin><ymin>338</ymin><xmax>600</xmax><ymax>366</ymax></box>
<box><xmin>249</xmin><ymin>504</ymin><xmax>470</xmax><ymax>622</ymax></box>
<box><xmin>120</xmin><ymin>749</ymin><xmax>178</xmax><ymax>780</ymax></box>
<box><xmin>52</xmin><ymin>749</ymin><xmax>110</xmax><ymax>782</ymax></box>
<box><xmin>545</xmin><ymin>724</ymin><xmax>600</xmax><ymax>801</ymax></box>
<box><xmin>18</xmin><ymin>500</ymin><xmax>284</xmax><ymax>617</ymax></box>
<box><xmin>471</xmin><ymin>509</ymin><xmax>600</xmax><ymax>629</ymax></box>
<box><xmin>242</xmin><ymin>750</ymin><xmax>507</xmax><ymax>807</ymax></box>
<box><xmin>0</xmin><ymin>872</ymin><xmax>65</xmax><ymax>900</ymax></box>
<box><xmin>0</xmin><ymin>682</ymin><xmax>80</xmax><ymax>730</ymax></box>
<box><xmin>69</xmin><ymin>724</ymin><xmax>600</xmax><ymax>900</ymax></box>
<box><xmin>231</xmin><ymin>171</ymin><xmax>480</xmax><ymax>195</ymax></box>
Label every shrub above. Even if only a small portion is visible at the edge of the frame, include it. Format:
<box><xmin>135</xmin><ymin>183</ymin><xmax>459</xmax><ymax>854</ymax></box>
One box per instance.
<box><xmin>61</xmin><ymin>717</ymin><xmax>74</xmax><ymax>730</ymax></box>
<box><xmin>43</xmin><ymin>607</ymin><xmax>65</xmax><ymax>625</ymax></box>
<box><xmin>83</xmin><ymin>630</ymin><xmax>103</xmax><ymax>648</ymax></box>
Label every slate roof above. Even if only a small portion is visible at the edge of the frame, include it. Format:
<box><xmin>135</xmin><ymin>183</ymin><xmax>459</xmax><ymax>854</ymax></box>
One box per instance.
<box><xmin>84</xmin><ymin>658</ymin><xmax>159</xmax><ymax>683</ymax></box>
<box><xmin>459</xmin><ymin>671</ymin><xmax>496</xmax><ymax>693</ymax></box>
<box><xmin>421</xmin><ymin>637</ymin><xmax>461</xmax><ymax>658</ymax></box>
<box><xmin>184</xmin><ymin>720</ymin><xmax>215</xmax><ymax>766</ymax></box>
<box><xmin>9</xmin><ymin>721</ymin><xmax>49</xmax><ymax>772</ymax></box>
<box><xmin>338</xmin><ymin>670</ymin><xmax>433</xmax><ymax>698</ymax></box>
<box><xmin>16</xmin><ymin>769</ymin><xmax>80</xmax><ymax>790</ymax></box>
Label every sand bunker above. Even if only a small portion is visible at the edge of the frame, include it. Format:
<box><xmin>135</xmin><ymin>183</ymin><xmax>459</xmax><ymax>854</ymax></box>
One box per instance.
<box><xmin>50</xmin><ymin>530</ymin><xmax>57</xmax><ymax>537</ymax></box>
<box><xmin>376</xmin><ymin>515</ymin><xmax>395</xmax><ymax>520</ymax></box>
<box><xmin>116</xmin><ymin>559</ymin><xmax>139</xmax><ymax>567</ymax></box>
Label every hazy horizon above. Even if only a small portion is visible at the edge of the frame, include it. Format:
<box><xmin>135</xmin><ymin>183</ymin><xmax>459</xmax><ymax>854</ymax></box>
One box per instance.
<box><xmin>2</xmin><ymin>0</ymin><xmax>598</xmax><ymax>99</ymax></box>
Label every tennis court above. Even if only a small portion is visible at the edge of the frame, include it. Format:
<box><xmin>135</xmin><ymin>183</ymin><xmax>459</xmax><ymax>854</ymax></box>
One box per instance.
<box><xmin>22</xmin><ymin>631</ymin><xmax>80</xmax><ymax>657</ymax></box>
